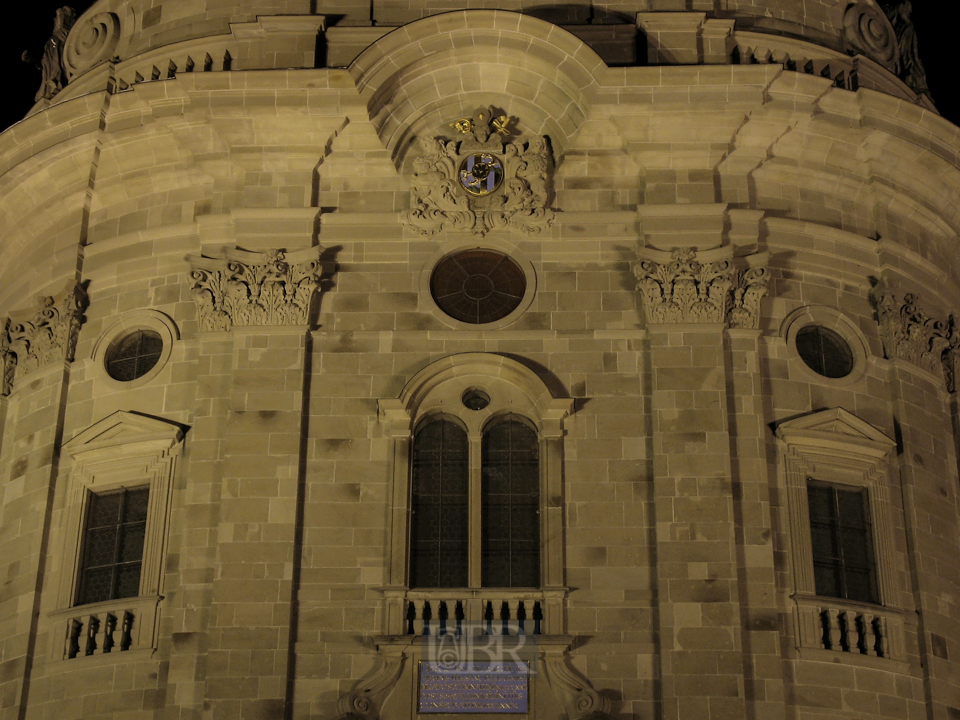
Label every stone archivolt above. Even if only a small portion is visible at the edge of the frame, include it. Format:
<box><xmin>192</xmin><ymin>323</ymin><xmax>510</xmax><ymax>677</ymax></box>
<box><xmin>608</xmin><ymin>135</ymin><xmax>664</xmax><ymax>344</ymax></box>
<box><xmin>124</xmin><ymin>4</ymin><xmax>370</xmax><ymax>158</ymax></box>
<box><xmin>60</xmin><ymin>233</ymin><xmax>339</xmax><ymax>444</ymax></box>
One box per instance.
<box><xmin>186</xmin><ymin>246</ymin><xmax>330</xmax><ymax>330</ymax></box>
<box><xmin>405</xmin><ymin>108</ymin><xmax>554</xmax><ymax>237</ymax></box>
<box><xmin>1</xmin><ymin>283</ymin><xmax>88</xmax><ymax>395</ymax></box>
<box><xmin>632</xmin><ymin>247</ymin><xmax>769</xmax><ymax>328</ymax></box>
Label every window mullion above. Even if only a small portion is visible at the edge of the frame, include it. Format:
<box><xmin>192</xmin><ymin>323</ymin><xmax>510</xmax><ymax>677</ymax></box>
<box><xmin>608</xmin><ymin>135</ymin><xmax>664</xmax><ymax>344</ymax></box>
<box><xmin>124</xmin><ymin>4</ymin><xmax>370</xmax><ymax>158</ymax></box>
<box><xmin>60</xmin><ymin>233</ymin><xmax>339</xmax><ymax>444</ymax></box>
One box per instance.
<box><xmin>469</xmin><ymin>433</ymin><xmax>482</xmax><ymax>589</ymax></box>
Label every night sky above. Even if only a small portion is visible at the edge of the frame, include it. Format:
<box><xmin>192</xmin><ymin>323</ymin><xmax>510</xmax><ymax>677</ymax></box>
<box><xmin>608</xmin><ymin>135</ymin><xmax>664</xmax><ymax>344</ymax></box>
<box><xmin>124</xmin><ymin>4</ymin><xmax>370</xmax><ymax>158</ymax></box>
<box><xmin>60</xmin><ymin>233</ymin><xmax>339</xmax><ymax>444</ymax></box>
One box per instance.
<box><xmin>2</xmin><ymin>2</ymin><xmax>958</xmax><ymax>132</ymax></box>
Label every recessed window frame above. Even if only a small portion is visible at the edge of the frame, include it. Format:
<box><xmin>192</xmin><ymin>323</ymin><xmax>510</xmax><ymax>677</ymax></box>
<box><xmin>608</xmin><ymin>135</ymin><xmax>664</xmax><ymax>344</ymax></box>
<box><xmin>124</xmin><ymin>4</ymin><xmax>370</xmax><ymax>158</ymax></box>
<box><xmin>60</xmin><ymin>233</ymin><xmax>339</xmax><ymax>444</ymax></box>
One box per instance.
<box><xmin>92</xmin><ymin>310</ymin><xmax>179</xmax><ymax>390</ymax></box>
<box><xmin>378</xmin><ymin>354</ymin><xmax>572</xmax><ymax>634</ymax></box>
<box><xmin>776</xmin><ymin>407</ymin><xmax>906</xmax><ymax>661</ymax></box>
<box><xmin>51</xmin><ymin>411</ymin><xmax>185</xmax><ymax>660</ymax></box>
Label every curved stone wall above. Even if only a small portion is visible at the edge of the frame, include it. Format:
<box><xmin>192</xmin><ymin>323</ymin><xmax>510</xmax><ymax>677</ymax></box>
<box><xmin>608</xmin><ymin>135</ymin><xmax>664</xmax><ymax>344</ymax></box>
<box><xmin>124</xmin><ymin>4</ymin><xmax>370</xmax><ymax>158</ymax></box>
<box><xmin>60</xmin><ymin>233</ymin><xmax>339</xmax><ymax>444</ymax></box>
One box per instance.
<box><xmin>1</xmin><ymin>5</ymin><xmax>959</xmax><ymax>720</ymax></box>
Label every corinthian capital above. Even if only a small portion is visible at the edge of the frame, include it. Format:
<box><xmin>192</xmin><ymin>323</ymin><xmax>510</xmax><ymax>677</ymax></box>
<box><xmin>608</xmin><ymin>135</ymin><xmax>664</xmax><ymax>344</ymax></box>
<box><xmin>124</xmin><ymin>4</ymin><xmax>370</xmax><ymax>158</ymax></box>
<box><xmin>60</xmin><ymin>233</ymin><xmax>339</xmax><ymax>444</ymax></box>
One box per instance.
<box><xmin>186</xmin><ymin>246</ymin><xmax>331</xmax><ymax>331</ymax></box>
<box><xmin>874</xmin><ymin>288</ymin><xmax>952</xmax><ymax>381</ymax></box>
<box><xmin>2</xmin><ymin>282</ymin><xmax>88</xmax><ymax>395</ymax></box>
<box><xmin>632</xmin><ymin>247</ymin><xmax>768</xmax><ymax>328</ymax></box>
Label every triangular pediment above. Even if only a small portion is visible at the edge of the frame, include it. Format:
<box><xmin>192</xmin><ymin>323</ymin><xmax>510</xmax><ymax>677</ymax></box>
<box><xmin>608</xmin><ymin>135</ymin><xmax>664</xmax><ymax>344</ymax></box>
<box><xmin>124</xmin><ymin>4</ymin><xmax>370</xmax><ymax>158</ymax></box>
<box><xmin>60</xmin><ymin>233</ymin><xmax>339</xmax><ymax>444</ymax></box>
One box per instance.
<box><xmin>63</xmin><ymin>411</ymin><xmax>185</xmax><ymax>457</ymax></box>
<box><xmin>776</xmin><ymin>408</ymin><xmax>895</xmax><ymax>456</ymax></box>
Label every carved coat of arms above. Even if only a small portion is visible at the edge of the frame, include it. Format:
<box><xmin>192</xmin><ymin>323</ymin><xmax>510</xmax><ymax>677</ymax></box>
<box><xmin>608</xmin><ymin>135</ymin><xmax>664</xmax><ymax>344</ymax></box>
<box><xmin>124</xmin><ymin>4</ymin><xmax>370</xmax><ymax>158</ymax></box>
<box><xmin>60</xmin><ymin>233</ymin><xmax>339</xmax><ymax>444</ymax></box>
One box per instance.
<box><xmin>404</xmin><ymin>107</ymin><xmax>554</xmax><ymax>237</ymax></box>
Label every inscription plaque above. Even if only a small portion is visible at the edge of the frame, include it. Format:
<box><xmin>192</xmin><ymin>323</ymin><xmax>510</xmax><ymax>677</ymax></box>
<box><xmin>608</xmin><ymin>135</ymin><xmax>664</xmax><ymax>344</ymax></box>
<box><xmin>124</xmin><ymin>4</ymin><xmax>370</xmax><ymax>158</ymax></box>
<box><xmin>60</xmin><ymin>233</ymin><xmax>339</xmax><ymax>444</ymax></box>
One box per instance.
<box><xmin>418</xmin><ymin>662</ymin><xmax>528</xmax><ymax>714</ymax></box>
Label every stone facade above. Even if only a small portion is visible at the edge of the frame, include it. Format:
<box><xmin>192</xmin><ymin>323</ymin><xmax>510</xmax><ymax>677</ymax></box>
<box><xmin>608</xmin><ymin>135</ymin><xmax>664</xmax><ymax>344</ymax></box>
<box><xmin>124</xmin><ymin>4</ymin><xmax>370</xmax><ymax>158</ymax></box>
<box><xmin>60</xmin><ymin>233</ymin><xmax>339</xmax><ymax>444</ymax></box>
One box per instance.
<box><xmin>0</xmin><ymin>2</ymin><xmax>959</xmax><ymax>720</ymax></box>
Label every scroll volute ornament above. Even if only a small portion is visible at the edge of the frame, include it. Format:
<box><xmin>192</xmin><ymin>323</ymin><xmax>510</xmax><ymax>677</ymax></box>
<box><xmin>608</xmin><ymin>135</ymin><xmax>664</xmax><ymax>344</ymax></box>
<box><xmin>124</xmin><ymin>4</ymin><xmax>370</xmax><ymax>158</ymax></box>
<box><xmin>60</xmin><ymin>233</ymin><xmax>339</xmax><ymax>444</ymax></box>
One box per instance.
<box><xmin>405</xmin><ymin>107</ymin><xmax>554</xmax><ymax>237</ymax></box>
<box><xmin>843</xmin><ymin>0</ymin><xmax>897</xmax><ymax>69</ymax></box>
<box><xmin>62</xmin><ymin>11</ymin><xmax>121</xmax><ymax>81</ymax></box>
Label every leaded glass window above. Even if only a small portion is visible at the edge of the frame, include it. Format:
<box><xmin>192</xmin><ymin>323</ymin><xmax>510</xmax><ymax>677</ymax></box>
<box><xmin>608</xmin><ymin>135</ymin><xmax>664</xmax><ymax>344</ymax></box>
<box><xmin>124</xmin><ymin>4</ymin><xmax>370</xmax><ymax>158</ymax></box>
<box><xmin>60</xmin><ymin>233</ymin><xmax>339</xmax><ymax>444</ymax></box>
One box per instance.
<box><xmin>482</xmin><ymin>418</ymin><xmax>540</xmax><ymax>588</ymax></box>
<box><xmin>410</xmin><ymin>419</ymin><xmax>469</xmax><ymax>588</ymax></box>
<box><xmin>77</xmin><ymin>487</ymin><xmax>150</xmax><ymax>605</ymax></box>
<box><xmin>808</xmin><ymin>481</ymin><xmax>878</xmax><ymax>603</ymax></box>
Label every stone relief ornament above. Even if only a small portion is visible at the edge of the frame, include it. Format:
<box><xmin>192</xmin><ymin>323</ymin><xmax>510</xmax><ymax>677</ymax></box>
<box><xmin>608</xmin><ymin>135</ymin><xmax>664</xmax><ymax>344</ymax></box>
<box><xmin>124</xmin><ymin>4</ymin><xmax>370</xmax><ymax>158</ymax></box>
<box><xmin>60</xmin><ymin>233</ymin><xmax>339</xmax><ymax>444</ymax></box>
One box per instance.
<box><xmin>632</xmin><ymin>247</ymin><xmax>769</xmax><ymax>328</ymax></box>
<box><xmin>336</xmin><ymin>653</ymin><xmax>405</xmax><ymax>720</ymax></box>
<box><xmin>24</xmin><ymin>6</ymin><xmax>77</xmax><ymax>102</ymax></box>
<box><xmin>404</xmin><ymin>106</ymin><xmax>554</xmax><ymax>237</ymax></box>
<box><xmin>843</xmin><ymin>0</ymin><xmax>897</xmax><ymax>69</ymax></box>
<box><xmin>880</xmin><ymin>0</ymin><xmax>931</xmax><ymax>98</ymax></box>
<box><xmin>63</xmin><ymin>12</ymin><xmax>121</xmax><ymax>81</ymax></box>
<box><xmin>873</xmin><ymin>287</ymin><xmax>952</xmax><ymax>378</ymax></box>
<box><xmin>186</xmin><ymin>246</ymin><xmax>333</xmax><ymax>330</ymax></box>
<box><xmin>1</xmin><ymin>282</ymin><xmax>88</xmax><ymax>395</ymax></box>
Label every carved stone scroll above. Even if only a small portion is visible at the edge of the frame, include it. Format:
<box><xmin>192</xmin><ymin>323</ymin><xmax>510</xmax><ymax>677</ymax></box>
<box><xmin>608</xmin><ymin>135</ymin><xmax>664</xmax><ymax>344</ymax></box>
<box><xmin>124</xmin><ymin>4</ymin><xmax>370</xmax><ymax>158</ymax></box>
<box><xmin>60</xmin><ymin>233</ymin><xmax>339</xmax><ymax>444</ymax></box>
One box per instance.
<box><xmin>874</xmin><ymin>289</ymin><xmax>951</xmax><ymax>379</ymax></box>
<box><xmin>336</xmin><ymin>653</ymin><xmax>405</xmax><ymax>720</ymax></box>
<box><xmin>542</xmin><ymin>654</ymin><xmax>614</xmax><ymax>720</ymax></box>
<box><xmin>1</xmin><ymin>282</ymin><xmax>88</xmax><ymax>395</ymax></box>
<box><xmin>186</xmin><ymin>246</ymin><xmax>331</xmax><ymax>330</ymax></box>
<box><xmin>843</xmin><ymin>0</ymin><xmax>897</xmax><ymax>69</ymax></box>
<box><xmin>404</xmin><ymin>106</ymin><xmax>554</xmax><ymax>237</ymax></box>
<box><xmin>63</xmin><ymin>12</ymin><xmax>121</xmax><ymax>81</ymax></box>
<box><xmin>632</xmin><ymin>247</ymin><xmax>769</xmax><ymax>328</ymax></box>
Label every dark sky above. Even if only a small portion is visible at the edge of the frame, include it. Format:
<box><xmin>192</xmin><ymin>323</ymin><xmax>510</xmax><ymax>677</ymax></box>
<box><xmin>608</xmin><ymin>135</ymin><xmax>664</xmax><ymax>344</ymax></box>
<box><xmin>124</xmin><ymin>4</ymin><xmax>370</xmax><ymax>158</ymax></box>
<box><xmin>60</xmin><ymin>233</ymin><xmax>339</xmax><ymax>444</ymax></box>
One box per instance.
<box><xmin>2</xmin><ymin>2</ymin><xmax>958</xmax><ymax>132</ymax></box>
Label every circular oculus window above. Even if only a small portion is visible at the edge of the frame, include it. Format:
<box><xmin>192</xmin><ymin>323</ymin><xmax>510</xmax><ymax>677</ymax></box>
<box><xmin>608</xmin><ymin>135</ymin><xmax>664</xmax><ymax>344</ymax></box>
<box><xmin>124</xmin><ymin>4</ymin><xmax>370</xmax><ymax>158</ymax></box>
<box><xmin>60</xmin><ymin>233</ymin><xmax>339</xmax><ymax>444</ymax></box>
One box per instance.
<box><xmin>105</xmin><ymin>329</ymin><xmax>164</xmax><ymax>382</ymax></box>
<box><xmin>430</xmin><ymin>250</ymin><xmax>527</xmax><ymax>325</ymax></box>
<box><xmin>795</xmin><ymin>325</ymin><xmax>855</xmax><ymax>379</ymax></box>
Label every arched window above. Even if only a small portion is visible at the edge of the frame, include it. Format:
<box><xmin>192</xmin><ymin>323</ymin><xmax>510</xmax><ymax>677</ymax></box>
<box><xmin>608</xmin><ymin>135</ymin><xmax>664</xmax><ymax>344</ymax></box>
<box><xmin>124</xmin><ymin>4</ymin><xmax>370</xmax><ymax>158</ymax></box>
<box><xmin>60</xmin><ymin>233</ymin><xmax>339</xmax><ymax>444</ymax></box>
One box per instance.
<box><xmin>410</xmin><ymin>419</ymin><xmax>469</xmax><ymax>588</ymax></box>
<box><xmin>481</xmin><ymin>418</ymin><xmax>539</xmax><ymax>588</ymax></box>
<box><xmin>409</xmin><ymin>415</ymin><xmax>541</xmax><ymax>589</ymax></box>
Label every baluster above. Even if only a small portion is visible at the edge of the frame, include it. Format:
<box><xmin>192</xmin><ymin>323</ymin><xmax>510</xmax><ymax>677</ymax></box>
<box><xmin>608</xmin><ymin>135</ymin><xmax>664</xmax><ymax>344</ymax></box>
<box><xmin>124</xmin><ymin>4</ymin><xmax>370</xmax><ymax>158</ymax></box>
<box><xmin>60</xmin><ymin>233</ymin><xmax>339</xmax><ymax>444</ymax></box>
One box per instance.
<box><xmin>874</xmin><ymin>616</ymin><xmax>888</xmax><ymax>658</ymax></box>
<box><xmin>499</xmin><ymin>601</ymin><xmax>510</xmax><ymax>636</ymax></box>
<box><xmin>861</xmin><ymin>613</ymin><xmax>877</xmax><ymax>656</ymax></box>
<box><xmin>505</xmin><ymin>599</ymin><xmax>520</xmax><ymax>636</ymax></box>
<box><xmin>85</xmin><ymin>615</ymin><xmax>100</xmax><ymax>656</ymax></box>
<box><xmin>405</xmin><ymin>601</ymin><xmax>416</xmax><ymax>635</ymax></box>
<box><xmin>102</xmin><ymin>613</ymin><xmax>117</xmax><ymax>653</ymax></box>
<box><xmin>826</xmin><ymin>609</ymin><xmax>842</xmax><ymax>651</ymax></box>
<box><xmin>817</xmin><ymin>610</ymin><xmax>830</xmax><ymax>649</ymax></box>
<box><xmin>516</xmin><ymin>601</ymin><xmax>527</xmax><ymax>636</ymax></box>
<box><xmin>843</xmin><ymin>611</ymin><xmax>858</xmax><ymax>653</ymax></box>
<box><xmin>483</xmin><ymin>601</ymin><xmax>494</xmax><ymax>636</ymax></box>
<box><xmin>421</xmin><ymin>601</ymin><xmax>433</xmax><ymax>636</ymax></box>
<box><xmin>120</xmin><ymin>611</ymin><xmax>135</xmax><ymax>651</ymax></box>
<box><xmin>454</xmin><ymin>600</ymin><xmax>464</xmax><ymax>637</ymax></box>
<box><xmin>438</xmin><ymin>601</ymin><xmax>449</xmax><ymax>637</ymax></box>
<box><xmin>533</xmin><ymin>602</ymin><xmax>543</xmax><ymax>636</ymax></box>
<box><xmin>67</xmin><ymin>619</ymin><xmax>82</xmax><ymax>659</ymax></box>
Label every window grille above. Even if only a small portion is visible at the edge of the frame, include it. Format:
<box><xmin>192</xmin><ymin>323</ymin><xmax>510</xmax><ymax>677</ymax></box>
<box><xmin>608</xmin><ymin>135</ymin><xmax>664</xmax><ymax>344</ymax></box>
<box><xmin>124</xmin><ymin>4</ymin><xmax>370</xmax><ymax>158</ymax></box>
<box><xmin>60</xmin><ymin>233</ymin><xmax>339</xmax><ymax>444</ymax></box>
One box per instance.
<box><xmin>482</xmin><ymin>419</ymin><xmax>540</xmax><ymax>588</ymax></box>
<box><xmin>807</xmin><ymin>482</ymin><xmax>878</xmax><ymax>604</ymax></box>
<box><xmin>410</xmin><ymin>419</ymin><xmax>469</xmax><ymax>588</ymax></box>
<box><xmin>76</xmin><ymin>487</ymin><xmax>149</xmax><ymax>605</ymax></box>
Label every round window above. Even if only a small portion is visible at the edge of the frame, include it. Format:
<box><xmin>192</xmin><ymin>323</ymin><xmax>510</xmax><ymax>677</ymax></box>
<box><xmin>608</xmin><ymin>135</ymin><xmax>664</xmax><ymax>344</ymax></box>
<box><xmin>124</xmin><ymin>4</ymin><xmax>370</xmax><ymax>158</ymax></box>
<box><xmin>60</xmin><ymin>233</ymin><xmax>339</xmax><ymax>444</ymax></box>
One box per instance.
<box><xmin>795</xmin><ymin>325</ymin><xmax>854</xmax><ymax>379</ymax></box>
<box><xmin>105</xmin><ymin>329</ymin><xmax>164</xmax><ymax>382</ymax></box>
<box><xmin>430</xmin><ymin>250</ymin><xmax>526</xmax><ymax>324</ymax></box>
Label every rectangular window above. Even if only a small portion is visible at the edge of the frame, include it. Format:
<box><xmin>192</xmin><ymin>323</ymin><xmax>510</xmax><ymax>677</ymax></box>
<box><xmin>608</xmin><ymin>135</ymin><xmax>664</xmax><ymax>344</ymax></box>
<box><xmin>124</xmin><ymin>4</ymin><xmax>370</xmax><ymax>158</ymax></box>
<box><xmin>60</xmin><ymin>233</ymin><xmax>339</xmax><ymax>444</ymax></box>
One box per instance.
<box><xmin>76</xmin><ymin>487</ymin><xmax>150</xmax><ymax>605</ymax></box>
<box><xmin>807</xmin><ymin>481</ymin><xmax>878</xmax><ymax>604</ymax></box>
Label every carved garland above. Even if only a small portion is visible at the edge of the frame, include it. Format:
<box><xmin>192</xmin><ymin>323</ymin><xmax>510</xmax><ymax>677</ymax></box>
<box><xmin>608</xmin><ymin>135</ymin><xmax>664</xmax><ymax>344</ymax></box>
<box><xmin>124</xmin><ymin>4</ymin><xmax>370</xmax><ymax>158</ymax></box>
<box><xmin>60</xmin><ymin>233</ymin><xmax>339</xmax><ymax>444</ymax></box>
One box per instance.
<box><xmin>632</xmin><ymin>248</ymin><xmax>769</xmax><ymax>328</ymax></box>
<box><xmin>1</xmin><ymin>283</ymin><xmax>88</xmax><ymax>396</ymax></box>
<box><xmin>404</xmin><ymin>107</ymin><xmax>554</xmax><ymax>237</ymax></box>
<box><xmin>186</xmin><ymin>246</ymin><xmax>331</xmax><ymax>330</ymax></box>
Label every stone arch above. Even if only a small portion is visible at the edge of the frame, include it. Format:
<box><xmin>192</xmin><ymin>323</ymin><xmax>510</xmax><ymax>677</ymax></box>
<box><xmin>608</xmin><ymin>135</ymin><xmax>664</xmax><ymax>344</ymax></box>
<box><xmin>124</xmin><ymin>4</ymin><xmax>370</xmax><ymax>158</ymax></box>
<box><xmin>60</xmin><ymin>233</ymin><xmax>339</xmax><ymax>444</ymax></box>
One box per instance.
<box><xmin>349</xmin><ymin>10</ymin><xmax>605</xmax><ymax>167</ymax></box>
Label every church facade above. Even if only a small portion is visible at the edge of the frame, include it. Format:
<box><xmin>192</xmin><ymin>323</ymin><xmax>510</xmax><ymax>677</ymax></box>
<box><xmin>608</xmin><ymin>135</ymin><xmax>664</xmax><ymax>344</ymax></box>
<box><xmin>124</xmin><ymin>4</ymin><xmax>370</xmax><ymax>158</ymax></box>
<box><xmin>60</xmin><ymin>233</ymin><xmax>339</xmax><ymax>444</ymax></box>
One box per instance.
<box><xmin>1</xmin><ymin>1</ymin><xmax>960</xmax><ymax>719</ymax></box>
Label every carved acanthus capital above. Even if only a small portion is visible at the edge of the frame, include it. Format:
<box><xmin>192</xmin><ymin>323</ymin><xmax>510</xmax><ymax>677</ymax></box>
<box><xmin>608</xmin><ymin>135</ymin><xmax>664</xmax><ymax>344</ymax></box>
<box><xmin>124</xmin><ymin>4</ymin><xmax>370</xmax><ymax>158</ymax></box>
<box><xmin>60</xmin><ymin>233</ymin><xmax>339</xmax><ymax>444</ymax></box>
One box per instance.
<box><xmin>632</xmin><ymin>247</ymin><xmax>769</xmax><ymax>328</ymax></box>
<box><xmin>186</xmin><ymin>246</ymin><xmax>332</xmax><ymax>330</ymax></box>
<box><xmin>1</xmin><ymin>282</ymin><xmax>88</xmax><ymax>395</ymax></box>
<box><xmin>404</xmin><ymin>107</ymin><xmax>554</xmax><ymax>237</ymax></box>
<box><xmin>874</xmin><ymin>289</ymin><xmax>951</xmax><ymax>379</ymax></box>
